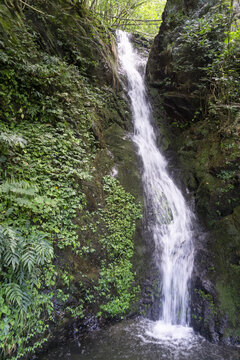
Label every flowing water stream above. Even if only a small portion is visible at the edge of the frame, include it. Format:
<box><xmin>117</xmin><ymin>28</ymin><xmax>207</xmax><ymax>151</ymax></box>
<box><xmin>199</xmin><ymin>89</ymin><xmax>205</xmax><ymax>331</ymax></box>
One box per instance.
<box><xmin>37</xmin><ymin>32</ymin><xmax>240</xmax><ymax>360</ymax></box>
<box><xmin>116</xmin><ymin>30</ymin><xmax>194</xmax><ymax>328</ymax></box>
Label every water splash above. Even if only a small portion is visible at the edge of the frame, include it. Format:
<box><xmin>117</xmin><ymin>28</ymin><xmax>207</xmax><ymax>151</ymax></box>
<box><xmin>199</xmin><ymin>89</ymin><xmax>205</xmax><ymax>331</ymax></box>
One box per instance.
<box><xmin>116</xmin><ymin>30</ymin><xmax>194</xmax><ymax>326</ymax></box>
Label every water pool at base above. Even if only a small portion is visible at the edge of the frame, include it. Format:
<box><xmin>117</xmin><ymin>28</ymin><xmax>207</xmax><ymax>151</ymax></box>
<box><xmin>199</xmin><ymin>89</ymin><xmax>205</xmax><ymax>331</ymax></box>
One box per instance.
<box><xmin>38</xmin><ymin>319</ymin><xmax>240</xmax><ymax>360</ymax></box>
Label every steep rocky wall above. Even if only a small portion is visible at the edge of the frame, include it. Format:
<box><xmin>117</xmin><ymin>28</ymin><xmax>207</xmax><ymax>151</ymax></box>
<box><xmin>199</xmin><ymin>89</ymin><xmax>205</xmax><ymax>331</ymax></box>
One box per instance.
<box><xmin>147</xmin><ymin>0</ymin><xmax>240</xmax><ymax>344</ymax></box>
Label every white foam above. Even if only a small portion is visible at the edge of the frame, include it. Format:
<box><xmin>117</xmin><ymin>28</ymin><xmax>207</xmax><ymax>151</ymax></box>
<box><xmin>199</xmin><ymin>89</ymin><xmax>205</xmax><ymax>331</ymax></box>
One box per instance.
<box><xmin>110</xmin><ymin>166</ymin><xmax>118</xmax><ymax>177</ymax></box>
<box><xmin>147</xmin><ymin>321</ymin><xmax>194</xmax><ymax>341</ymax></box>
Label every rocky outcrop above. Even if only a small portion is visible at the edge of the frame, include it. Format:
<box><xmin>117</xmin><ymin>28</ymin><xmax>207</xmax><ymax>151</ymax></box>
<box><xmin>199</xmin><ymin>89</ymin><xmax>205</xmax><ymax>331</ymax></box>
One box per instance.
<box><xmin>147</xmin><ymin>0</ymin><xmax>240</xmax><ymax>343</ymax></box>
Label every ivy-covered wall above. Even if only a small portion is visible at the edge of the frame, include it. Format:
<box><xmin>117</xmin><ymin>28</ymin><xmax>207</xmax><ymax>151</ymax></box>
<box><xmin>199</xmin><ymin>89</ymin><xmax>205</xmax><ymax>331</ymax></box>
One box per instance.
<box><xmin>147</xmin><ymin>0</ymin><xmax>240</xmax><ymax>344</ymax></box>
<box><xmin>0</xmin><ymin>1</ymin><xmax>146</xmax><ymax>358</ymax></box>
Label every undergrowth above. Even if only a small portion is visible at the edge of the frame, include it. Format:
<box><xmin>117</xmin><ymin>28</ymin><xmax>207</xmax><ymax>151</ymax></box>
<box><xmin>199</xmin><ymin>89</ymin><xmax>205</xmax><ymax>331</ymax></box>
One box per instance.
<box><xmin>0</xmin><ymin>2</ymin><xmax>142</xmax><ymax>358</ymax></box>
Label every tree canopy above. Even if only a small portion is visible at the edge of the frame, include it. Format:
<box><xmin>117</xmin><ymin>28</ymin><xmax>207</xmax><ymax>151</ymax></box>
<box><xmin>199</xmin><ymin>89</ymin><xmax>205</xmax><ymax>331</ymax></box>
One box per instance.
<box><xmin>86</xmin><ymin>0</ymin><xmax>167</xmax><ymax>36</ymax></box>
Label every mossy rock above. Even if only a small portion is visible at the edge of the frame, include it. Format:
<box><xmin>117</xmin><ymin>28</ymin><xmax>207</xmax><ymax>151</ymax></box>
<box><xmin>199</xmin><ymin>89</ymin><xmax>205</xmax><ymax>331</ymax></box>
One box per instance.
<box><xmin>202</xmin><ymin>208</ymin><xmax>240</xmax><ymax>341</ymax></box>
<box><xmin>104</xmin><ymin>123</ymin><xmax>143</xmax><ymax>203</ymax></box>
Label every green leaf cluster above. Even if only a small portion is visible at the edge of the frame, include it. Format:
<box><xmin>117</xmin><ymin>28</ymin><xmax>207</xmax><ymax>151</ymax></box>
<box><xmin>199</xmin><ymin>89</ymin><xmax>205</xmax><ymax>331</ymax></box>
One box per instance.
<box><xmin>97</xmin><ymin>176</ymin><xmax>142</xmax><ymax>316</ymax></box>
<box><xmin>86</xmin><ymin>0</ymin><xmax>166</xmax><ymax>38</ymax></box>
<box><xmin>0</xmin><ymin>226</ymin><xmax>53</xmax><ymax>359</ymax></box>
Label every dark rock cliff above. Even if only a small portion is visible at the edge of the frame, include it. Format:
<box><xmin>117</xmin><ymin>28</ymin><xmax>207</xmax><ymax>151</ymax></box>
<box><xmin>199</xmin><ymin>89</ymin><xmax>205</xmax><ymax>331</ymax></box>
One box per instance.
<box><xmin>147</xmin><ymin>0</ymin><xmax>240</xmax><ymax>344</ymax></box>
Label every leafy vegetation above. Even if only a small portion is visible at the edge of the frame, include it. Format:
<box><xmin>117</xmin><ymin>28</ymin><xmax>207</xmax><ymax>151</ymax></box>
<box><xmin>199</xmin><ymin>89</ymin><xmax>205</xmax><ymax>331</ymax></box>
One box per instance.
<box><xmin>0</xmin><ymin>225</ymin><xmax>53</xmax><ymax>359</ymax></box>
<box><xmin>175</xmin><ymin>3</ymin><xmax>240</xmax><ymax>196</ymax></box>
<box><xmin>0</xmin><ymin>1</ymin><xmax>142</xmax><ymax>358</ymax></box>
<box><xmin>132</xmin><ymin>0</ymin><xmax>166</xmax><ymax>36</ymax></box>
<box><xmin>96</xmin><ymin>176</ymin><xmax>141</xmax><ymax>316</ymax></box>
<box><xmin>163</xmin><ymin>2</ymin><xmax>240</xmax><ymax>124</ymax></box>
<box><xmin>3</xmin><ymin>0</ymin><xmax>166</xmax><ymax>37</ymax></box>
<box><xmin>85</xmin><ymin>0</ymin><xmax>166</xmax><ymax>37</ymax></box>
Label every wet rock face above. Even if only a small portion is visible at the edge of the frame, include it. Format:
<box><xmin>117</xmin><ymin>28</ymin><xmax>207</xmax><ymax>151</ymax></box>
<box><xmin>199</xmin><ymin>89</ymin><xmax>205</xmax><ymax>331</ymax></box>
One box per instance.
<box><xmin>147</xmin><ymin>0</ymin><xmax>240</xmax><ymax>344</ymax></box>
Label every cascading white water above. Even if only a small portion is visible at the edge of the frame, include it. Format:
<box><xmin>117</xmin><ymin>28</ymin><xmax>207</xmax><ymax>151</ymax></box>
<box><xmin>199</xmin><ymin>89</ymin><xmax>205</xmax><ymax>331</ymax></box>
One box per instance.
<box><xmin>116</xmin><ymin>30</ymin><xmax>194</xmax><ymax>327</ymax></box>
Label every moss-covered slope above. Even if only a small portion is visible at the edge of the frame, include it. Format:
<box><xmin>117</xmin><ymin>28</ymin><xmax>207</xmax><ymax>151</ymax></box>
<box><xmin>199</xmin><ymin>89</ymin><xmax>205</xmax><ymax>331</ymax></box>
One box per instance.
<box><xmin>0</xmin><ymin>1</ymin><xmax>146</xmax><ymax>358</ymax></box>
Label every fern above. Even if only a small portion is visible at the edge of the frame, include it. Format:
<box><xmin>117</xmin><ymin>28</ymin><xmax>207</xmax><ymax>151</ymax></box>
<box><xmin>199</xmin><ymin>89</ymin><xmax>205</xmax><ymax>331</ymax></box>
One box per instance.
<box><xmin>0</xmin><ymin>225</ymin><xmax>53</xmax><ymax>312</ymax></box>
<box><xmin>33</xmin><ymin>236</ymin><xmax>53</xmax><ymax>265</ymax></box>
<box><xmin>2</xmin><ymin>227</ymin><xmax>18</xmax><ymax>252</ymax></box>
<box><xmin>5</xmin><ymin>283</ymin><xmax>31</xmax><ymax>309</ymax></box>
<box><xmin>0</xmin><ymin>227</ymin><xmax>20</xmax><ymax>270</ymax></box>
<box><xmin>21</xmin><ymin>246</ymin><xmax>36</xmax><ymax>273</ymax></box>
<box><xmin>3</xmin><ymin>250</ymin><xmax>20</xmax><ymax>271</ymax></box>
<box><xmin>0</xmin><ymin>181</ymin><xmax>38</xmax><ymax>197</ymax></box>
<box><xmin>0</xmin><ymin>131</ymin><xmax>27</xmax><ymax>149</ymax></box>
<box><xmin>0</xmin><ymin>180</ymin><xmax>58</xmax><ymax>216</ymax></box>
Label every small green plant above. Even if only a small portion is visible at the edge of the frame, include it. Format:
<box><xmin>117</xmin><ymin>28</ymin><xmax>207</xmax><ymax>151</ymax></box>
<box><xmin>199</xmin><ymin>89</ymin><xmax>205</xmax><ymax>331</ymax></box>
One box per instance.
<box><xmin>196</xmin><ymin>289</ymin><xmax>217</xmax><ymax>316</ymax></box>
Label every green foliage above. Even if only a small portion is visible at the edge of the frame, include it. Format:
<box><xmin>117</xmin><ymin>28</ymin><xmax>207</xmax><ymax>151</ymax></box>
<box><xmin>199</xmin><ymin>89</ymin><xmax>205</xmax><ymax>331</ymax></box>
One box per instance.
<box><xmin>0</xmin><ymin>226</ymin><xmax>53</xmax><ymax>359</ymax></box>
<box><xmin>67</xmin><ymin>175</ymin><xmax>142</xmax><ymax>319</ymax></box>
<box><xmin>87</xmin><ymin>0</ymin><xmax>166</xmax><ymax>37</ymax></box>
<box><xmin>97</xmin><ymin>176</ymin><xmax>142</xmax><ymax>316</ymax></box>
<box><xmin>0</xmin><ymin>131</ymin><xmax>26</xmax><ymax>151</ymax></box>
<box><xmin>0</xmin><ymin>226</ymin><xmax>53</xmax><ymax>277</ymax></box>
<box><xmin>0</xmin><ymin>2</ymin><xmax>142</xmax><ymax>358</ymax></box>
<box><xmin>129</xmin><ymin>0</ymin><xmax>166</xmax><ymax>36</ymax></box>
<box><xmin>206</xmin><ymin>23</ymin><xmax>240</xmax><ymax>106</ymax></box>
<box><xmin>162</xmin><ymin>2</ymin><xmax>240</xmax><ymax>140</ymax></box>
<box><xmin>89</xmin><ymin>0</ymin><xmax>146</xmax><ymax>21</ymax></box>
<box><xmin>0</xmin><ymin>47</ymin><xmax>95</xmax><ymax>354</ymax></box>
<box><xmin>177</xmin><ymin>4</ymin><xmax>239</xmax><ymax>107</ymax></box>
<box><xmin>173</xmin><ymin>8</ymin><xmax>230</xmax><ymax>85</ymax></box>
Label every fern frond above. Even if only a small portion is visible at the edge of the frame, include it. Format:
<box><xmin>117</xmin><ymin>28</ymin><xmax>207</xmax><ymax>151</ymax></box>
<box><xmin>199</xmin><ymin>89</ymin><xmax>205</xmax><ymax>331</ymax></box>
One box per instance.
<box><xmin>5</xmin><ymin>283</ymin><xmax>24</xmax><ymax>307</ymax></box>
<box><xmin>4</xmin><ymin>251</ymin><xmax>20</xmax><ymax>271</ymax></box>
<box><xmin>2</xmin><ymin>227</ymin><xmax>19</xmax><ymax>251</ymax></box>
<box><xmin>0</xmin><ymin>181</ymin><xmax>38</xmax><ymax>197</ymax></box>
<box><xmin>0</xmin><ymin>226</ymin><xmax>21</xmax><ymax>270</ymax></box>
<box><xmin>0</xmin><ymin>225</ymin><xmax>53</xmax><ymax>313</ymax></box>
<box><xmin>15</xmin><ymin>268</ymin><xmax>25</xmax><ymax>286</ymax></box>
<box><xmin>21</xmin><ymin>246</ymin><xmax>36</xmax><ymax>273</ymax></box>
<box><xmin>5</xmin><ymin>283</ymin><xmax>31</xmax><ymax>313</ymax></box>
<box><xmin>33</xmin><ymin>236</ymin><xmax>54</xmax><ymax>265</ymax></box>
<box><xmin>14</xmin><ymin>197</ymin><xmax>35</xmax><ymax>208</ymax></box>
<box><xmin>0</xmin><ymin>131</ymin><xmax>27</xmax><ymax>149</ymax></box>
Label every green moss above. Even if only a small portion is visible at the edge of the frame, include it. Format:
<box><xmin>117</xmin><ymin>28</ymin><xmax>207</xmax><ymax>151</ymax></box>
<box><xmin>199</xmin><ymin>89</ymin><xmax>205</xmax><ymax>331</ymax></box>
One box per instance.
<box><xmin>208</xmin><ymin>211</ymin><xmax>240</xmax><ymax>338</ymax></box>
<box><xmin>104</xmin><ymin>124</ymin><xmax>143</xmax><ymax>202</ymax></box>
<box><xmin>216</xmin><ymin>281</ymin><xmax>240</xmax><ymax>333</ymax></box>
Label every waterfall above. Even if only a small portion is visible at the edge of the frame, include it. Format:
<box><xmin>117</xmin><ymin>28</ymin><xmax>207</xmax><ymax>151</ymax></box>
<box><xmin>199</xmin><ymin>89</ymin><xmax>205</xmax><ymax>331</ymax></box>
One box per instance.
<box><xmin>116</xmin><ymin>30</ymin><xmax>194</xmax><ymax>326</ymax></box>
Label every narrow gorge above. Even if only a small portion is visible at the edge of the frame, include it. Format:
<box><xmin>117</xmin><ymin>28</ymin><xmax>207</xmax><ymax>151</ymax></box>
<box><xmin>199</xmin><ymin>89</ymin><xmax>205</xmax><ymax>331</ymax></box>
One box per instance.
<box><xmin>0</xmin><ymin>0</ymin><xmax>240</xmax><ymax>359</ymax></box>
